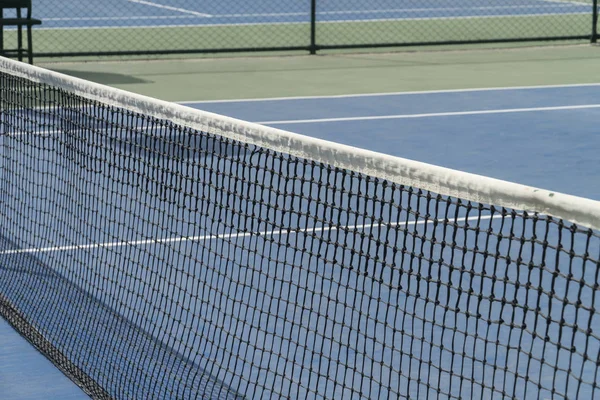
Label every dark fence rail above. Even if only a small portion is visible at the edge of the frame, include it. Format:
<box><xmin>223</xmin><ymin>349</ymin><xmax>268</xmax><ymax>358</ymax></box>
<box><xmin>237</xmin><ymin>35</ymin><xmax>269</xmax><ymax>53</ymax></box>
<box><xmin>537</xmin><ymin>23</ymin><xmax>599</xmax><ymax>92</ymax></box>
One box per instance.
<box><xmin>2</xmin><ymin>0</ymin><xmax>599</xmax><ymax>57</ymax></box>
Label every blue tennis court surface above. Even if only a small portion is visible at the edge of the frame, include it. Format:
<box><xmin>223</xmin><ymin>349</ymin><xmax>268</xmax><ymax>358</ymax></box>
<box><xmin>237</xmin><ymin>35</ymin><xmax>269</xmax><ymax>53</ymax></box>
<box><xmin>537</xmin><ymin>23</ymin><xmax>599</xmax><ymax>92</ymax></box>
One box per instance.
<box><xmin>0</xmin><ymin>318</ymin><xmax>88</xmax><ymax>399</ymax></box>
<box><xmin>7</xmin><ymin>0</ymin><xmax>594</xmax><ymax>29</ymax></box>
<box><xmin>2</xmin><ymin>84</ymin><xmax>599</xmax><ymax>399</ymax></box>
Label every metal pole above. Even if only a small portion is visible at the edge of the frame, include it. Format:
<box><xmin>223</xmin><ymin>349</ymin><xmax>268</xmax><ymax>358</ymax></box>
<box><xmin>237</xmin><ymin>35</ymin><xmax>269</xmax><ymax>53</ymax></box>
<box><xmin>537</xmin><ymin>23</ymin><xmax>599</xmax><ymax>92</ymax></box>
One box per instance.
<box><xmin>593</xmin><ymin>0</ymin><xmax>598</xmax><ymax>43</ymax></box>
<box><xmin>310</xmin><ymin>0</ymin><xmax>317</xmax><ymax>54</ymax></box>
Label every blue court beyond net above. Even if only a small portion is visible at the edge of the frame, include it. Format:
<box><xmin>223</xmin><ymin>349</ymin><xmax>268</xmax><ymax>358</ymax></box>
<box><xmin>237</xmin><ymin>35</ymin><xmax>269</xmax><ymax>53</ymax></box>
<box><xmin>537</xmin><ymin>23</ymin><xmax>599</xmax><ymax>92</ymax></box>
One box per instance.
<box><xmin>1</xmin><ymin>57</ymin><xmax>600</xmax><ymax>399</ymax></box>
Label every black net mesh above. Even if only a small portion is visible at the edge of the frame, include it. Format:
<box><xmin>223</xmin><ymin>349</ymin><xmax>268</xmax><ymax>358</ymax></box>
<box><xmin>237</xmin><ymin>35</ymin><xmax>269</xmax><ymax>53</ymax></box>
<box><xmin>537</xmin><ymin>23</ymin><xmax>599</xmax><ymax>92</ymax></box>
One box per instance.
<box><xmin>0</xmin><ymin>0</ymin><xmax>596</xmax><ymax>58</ymax></box>
<box><xmin>1</xmin><ymin>70</ymin><xmax>600</xmax><ymax>399</ymax></box>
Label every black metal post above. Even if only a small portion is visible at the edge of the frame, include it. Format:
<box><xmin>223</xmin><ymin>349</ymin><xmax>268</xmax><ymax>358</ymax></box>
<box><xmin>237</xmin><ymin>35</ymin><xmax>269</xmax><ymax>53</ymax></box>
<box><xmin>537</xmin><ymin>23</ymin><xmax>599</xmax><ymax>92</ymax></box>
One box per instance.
<box><xmin>593</xmin><ymin>0</ymin><xmax>598</xmax><ymax>43</ymax></box>
<box><xmin>0</xmin><ymin>9</ymin><xmax>4</xmax><ymax>58</ymax></box>
<box><xmin>310</xmin><ymin>0</ymin><xmax>317</xmax><ymax>54</ymax></box>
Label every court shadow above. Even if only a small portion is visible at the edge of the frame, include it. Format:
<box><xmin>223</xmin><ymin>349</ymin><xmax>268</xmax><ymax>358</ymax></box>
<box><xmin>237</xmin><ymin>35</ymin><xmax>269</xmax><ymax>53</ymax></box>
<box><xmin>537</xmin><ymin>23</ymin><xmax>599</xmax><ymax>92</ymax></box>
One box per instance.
<box><xmin>0</xmin><ymin>233</ymin><xmax>244</xmax><ymax>400</ymax></box>
<box><xmin>115</xmin><ymin>130</ymin><xmax>249</xmax><ymax>161</ymax></box>
<box><xmin>51</xmin><ymin>69</ymin><xmax>151</xmax><ymax>85</ymax></box>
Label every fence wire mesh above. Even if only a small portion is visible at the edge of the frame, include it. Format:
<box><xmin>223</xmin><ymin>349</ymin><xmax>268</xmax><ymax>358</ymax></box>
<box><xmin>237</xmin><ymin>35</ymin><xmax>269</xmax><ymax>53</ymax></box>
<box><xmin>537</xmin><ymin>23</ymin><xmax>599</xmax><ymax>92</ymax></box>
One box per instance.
<box><xmin>0</xmin><ymin>0</ymin><xmax>598</xmax><ymax>58</ymax></box>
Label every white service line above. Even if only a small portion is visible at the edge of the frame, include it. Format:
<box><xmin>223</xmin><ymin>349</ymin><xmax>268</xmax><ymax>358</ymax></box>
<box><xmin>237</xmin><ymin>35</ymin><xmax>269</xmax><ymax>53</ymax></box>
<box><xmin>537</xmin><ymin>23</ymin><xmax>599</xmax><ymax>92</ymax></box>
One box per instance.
<box><xmin>44</xmin><ymin>16</ymin><xmax>198</xmax><ymax>21</ymax></box>
<box><xmin>127</xmin><ymin>0</ymin><xmax>212</xmax><ymax>17</ymax></box>
<box><xmin>256</xmin><ymin>104</ymin><xmax>600</xmax><ymax>125</ymax></box>
<box><xmin>29</xmin><ymin>21</ymin><xmax>300</xmax><ymax>31</ymax></box>
<box><xmin>318</xmin><ymin>11</ymin><xmax>587</xmax><ymax>24</ymax></box>
<box><xmin>540</xmin><ymin>0</ymin><xmax>590</xmax><ymax>6</ymax></box>
<box><xmin>5</xmin><ymin>103</ymin><xmax>600</xmax><ymax>137</ymax></box>
<box><xmin>2</xmin><ymin>123</ymin><xmax>162</xmax><ymax>138</ymax></box>
<box><xmin>0</xmin><ymin>215</ymin><xmax>500</xmax><ymax>255</ymax></box>
<box><xmin>3</xmin><ymin>130</ymin><xmax>55</xmax><ymax>137</ymax></box>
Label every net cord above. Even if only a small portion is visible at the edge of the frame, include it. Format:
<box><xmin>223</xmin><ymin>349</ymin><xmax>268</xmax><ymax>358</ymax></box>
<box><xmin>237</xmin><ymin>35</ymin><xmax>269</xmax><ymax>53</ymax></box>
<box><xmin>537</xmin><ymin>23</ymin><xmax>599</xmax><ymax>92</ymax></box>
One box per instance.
<box><xmin>2</xmin><ymin>56</ymin><xmax>599</xmax><ymax>231</ymax></box>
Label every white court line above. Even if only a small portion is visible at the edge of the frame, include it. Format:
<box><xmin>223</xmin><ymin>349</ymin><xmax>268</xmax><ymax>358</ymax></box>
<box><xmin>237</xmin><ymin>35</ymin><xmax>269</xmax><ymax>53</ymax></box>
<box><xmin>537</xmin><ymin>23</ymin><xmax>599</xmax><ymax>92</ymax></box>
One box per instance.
<box><xmin>541</xmin><ymin>0</ymin><xmax>591</xmax><ymax>6</ymax></box>
<box><xmin>3</xmin><ymin>130</ymin><xmax>55</xmax><ymax>137</ymax></box>
<box><xmin>29</xmin><ymin>21</ymin><xmax>302</xmax><ymax>31</ymax></box>
<box><xmin>182</xmin><ymin>84</ymin><xmax>600</xmax><ymax>105</ymax></box>
<box><xmin>127</xmin><ymin>0</ymin><xmax>212</xmax><ymax>17</ymax></box>
<box><xmin>0</xmin><ymin>215</ymin><xmax>500</xmax><ymax>255</ymax></box>
<box><xmin>44</xmin><ymin>16</ymin><xmax>198</xmax><ymax>21</ymax></box>
<box><xmin>255</xmin><ymin>104</ymin><xmax>600</xmax><ymax>125</ymax></box>
<box><xmin>318</xmin><ymin>12</ymin><xmax>587</xmax><ymax>24</ymax></box>
<box><xmin>2</xmin><ymin>122</ymin><xmax>158</xmax><ymax>138</ymax></box>
<box><xmin>5</xmin><ymin>103</ymin><xmax>600</xmax><ymax>137</ymax></box>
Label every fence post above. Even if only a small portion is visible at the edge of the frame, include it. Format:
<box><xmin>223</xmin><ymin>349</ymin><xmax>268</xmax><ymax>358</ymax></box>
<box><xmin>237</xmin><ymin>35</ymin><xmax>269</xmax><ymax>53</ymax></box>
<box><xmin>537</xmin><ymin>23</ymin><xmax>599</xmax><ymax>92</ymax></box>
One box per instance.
<box><xmin>593</xmin><ymin>0</ymin><xmax>598</xmax><ymax>43</ymax></box>
<box><xmin>310</xmin><ymin>0</ymin><xmax>317</xmax><ymax>54</ymax></box>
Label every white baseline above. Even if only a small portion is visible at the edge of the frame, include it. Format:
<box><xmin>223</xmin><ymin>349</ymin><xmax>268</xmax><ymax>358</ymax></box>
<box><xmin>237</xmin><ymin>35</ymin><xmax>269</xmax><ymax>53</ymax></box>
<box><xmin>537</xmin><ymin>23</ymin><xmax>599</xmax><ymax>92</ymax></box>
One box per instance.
<box><xmin>0</xmin><ymin>215</ymin><xmax>499</xmax><ymax>255</ymax></box>
<box><xmin>255</xmin><ymin>104</ymin><xmax>600</xmax><ymax>125</ymax></box>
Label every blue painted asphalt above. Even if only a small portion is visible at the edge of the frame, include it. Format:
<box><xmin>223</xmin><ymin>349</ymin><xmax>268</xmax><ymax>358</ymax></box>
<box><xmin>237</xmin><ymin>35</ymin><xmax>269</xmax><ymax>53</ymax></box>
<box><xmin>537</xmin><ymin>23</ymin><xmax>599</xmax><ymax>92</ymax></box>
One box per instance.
<box><xmin>0</xmin><ymin>319</ymin><xmax>88</xmax><ymax>399</ymax></box>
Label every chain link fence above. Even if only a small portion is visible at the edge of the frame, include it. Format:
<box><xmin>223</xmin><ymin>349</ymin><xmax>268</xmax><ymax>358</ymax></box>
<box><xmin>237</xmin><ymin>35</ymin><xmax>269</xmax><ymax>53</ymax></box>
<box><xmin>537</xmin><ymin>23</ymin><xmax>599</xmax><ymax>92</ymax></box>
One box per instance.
<box><xmin>2</xmin><ymin>0</ymin><xmax>599</xmax><ymax>57</ymax></box>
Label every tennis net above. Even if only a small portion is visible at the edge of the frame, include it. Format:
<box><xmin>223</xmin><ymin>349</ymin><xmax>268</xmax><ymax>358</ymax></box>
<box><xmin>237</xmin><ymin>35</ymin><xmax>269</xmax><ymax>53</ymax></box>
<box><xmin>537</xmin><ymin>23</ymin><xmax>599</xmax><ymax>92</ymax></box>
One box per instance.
<box><xmin>1</xmin><ymin>57</ymin><xmax>600</xmax><ymax>399</ymax></box>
